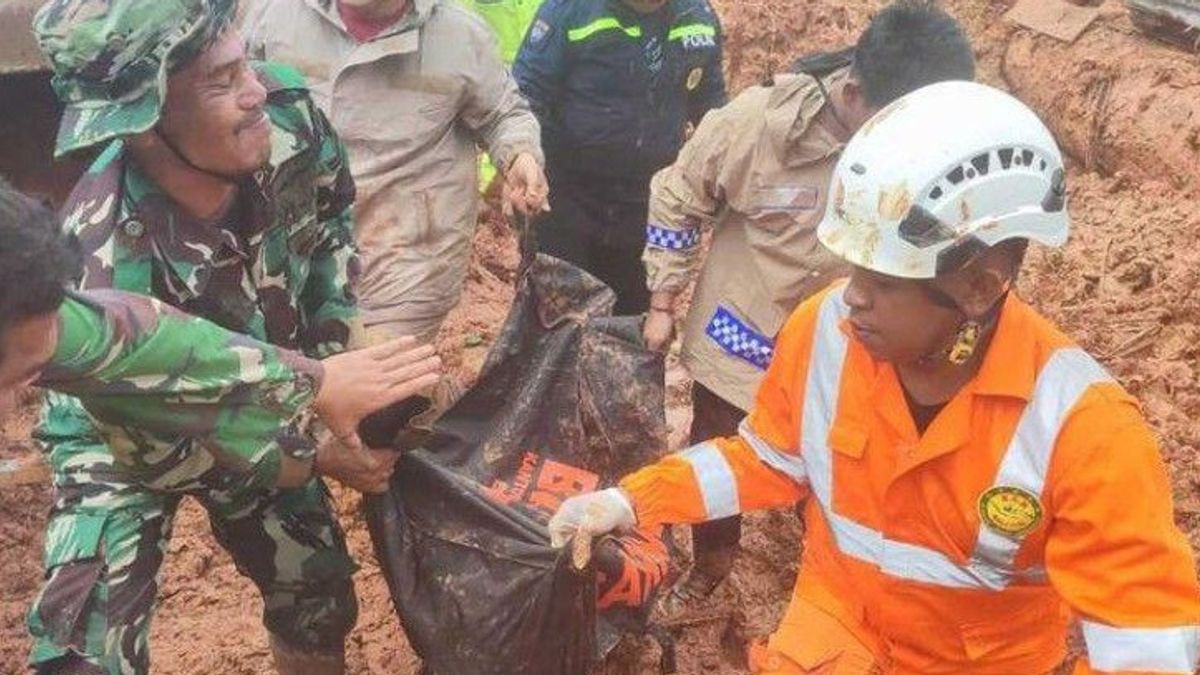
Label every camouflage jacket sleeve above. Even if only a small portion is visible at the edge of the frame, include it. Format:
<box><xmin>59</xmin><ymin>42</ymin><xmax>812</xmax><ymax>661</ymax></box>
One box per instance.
<box><xmin>295</xmin><ymin>75</ymin><xmax>360</xmax><ymax>359</ymax></box>
<box><xmin>38</xmin><ymin>290</ymin><xmax>324</xmax><ymax>488</ymax></box>
<box><xmin>643</xmin><ymin>99</ymin><xmax>742</xmax><ymax>294</ymax></box>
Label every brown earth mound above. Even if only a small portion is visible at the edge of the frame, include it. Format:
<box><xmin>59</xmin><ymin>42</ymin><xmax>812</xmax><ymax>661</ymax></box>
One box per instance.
<box><xmin>4</xmin><ymin>1</ymin><xmax>1200</xmax><ymax>673</ymax></box>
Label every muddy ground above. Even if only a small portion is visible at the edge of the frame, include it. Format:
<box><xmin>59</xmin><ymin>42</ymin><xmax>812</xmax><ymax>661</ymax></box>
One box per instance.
<box><xmin>3</xmin><ymin>0</ymin><xmax>1200</xmax><ymax>672</ymax></box>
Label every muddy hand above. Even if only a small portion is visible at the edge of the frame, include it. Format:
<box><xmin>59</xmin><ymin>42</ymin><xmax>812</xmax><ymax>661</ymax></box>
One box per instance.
<box><xmin>316</xmin><ymin>337</ymin><xmax>442</xmax><ymax>445</ymax></box>
<box><xmin>503</xmin><ymin>152</ymin><xmax>550</xmax><ymax>217</ymax></box>
<box><xmin>548</xmin><ymin>488</ymin><xmax>637</xmax><ymax>548</ymax></box>
<box><xmin>314</xmin><ymin>434</ymin><xmax>400</xmax><ymax>494</ymax></box>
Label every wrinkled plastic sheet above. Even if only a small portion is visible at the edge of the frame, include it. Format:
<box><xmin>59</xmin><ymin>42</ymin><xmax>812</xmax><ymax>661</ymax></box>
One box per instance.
<box><xmin>367</xmin><ymin>255</ymin><xmax>670</xmax><ymax>675</ymax></box>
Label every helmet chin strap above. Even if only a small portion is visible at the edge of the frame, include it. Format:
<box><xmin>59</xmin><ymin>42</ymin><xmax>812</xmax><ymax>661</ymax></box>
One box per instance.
<box><xmin>154</xmin><ymin>127</ymin><xmax>243</xmax><ymax>183</ymax></box>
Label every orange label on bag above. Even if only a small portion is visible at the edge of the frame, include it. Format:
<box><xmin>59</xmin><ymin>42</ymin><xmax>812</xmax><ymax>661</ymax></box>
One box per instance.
<box><xmin>483</xmin><ymin>451</ymin><xmax>600</xmax><ymax>517</ymax></box>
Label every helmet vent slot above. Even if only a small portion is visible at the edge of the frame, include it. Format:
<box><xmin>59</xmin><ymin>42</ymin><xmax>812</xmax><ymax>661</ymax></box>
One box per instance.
<box><xmin>998</xmin><ymin>148</ymin><xmax>1015</xmax><ymax>169</ymax></box>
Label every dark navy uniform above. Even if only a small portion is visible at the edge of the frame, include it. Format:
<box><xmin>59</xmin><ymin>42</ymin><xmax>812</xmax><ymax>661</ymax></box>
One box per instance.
<box><xmin>515</xmin><ymin>0</ymin><xmax>726</xmax><ymax>314</ymax></box>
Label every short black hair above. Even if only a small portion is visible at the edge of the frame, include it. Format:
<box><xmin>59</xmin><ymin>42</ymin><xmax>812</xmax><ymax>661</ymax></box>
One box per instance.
<box><xmin>0</xmin><ymin>179</ymin><xmax>81</xmax><ymax>340</ymax></box>
<box><xmin>996</xmin><ymin>237</ymin><xmax>1029</xmax><ymax>277</ymax></box>
<box><xmin>852</xmin><ymin>0</ymin><xmax>976</xmax><ymax>108</ymax></box>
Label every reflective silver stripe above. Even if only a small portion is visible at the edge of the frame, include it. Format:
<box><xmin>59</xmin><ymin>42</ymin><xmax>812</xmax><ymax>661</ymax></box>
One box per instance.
<box><xmin>827</xmin><ymin>506</ymin><xmax>1048</xmax><ymax>590</ymax></box>
<box><xmin>738</xmin><ymin>418</ymin><xmax>807</xmax><ymax>483</ymax></box>
<box><xmin>681</xmin><ymin>442</ymin><xmax>740</xmax><ymax>519</ymax></box>
<box><xmin>827</xmin><ymin>510</ymin><xmax>992</xmax><ymax>588</ymax></box>
<box><xmin>800</xmin><ymin>288</ymin><xmax>851</xmax><ymax>511</ymax></box>
<box><xmin>968</xmin><ymin>348</ymin><xmax>1113</xmax><ymax>580</ymax></box>
<box><xmin>1081</xmin><ymin>621</ymin><xmax>1200</xmax><ymax>672</ymax></box>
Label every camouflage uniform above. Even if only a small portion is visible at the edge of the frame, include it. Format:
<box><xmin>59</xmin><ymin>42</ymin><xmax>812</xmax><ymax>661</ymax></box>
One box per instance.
<box><xmin>30</xmin><ymin>1</ymin><xmax>361</xmax><ymax>672</ymax></box>
<box><xmin>42</xmin><ymin>290</ymin><xmax>322</xmax><ymax>472</ymax></box>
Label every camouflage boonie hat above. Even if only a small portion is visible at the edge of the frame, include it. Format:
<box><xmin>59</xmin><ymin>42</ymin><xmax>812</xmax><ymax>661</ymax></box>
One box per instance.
<box><xmin>33</xmin><ymin>0</ymin><xmax>237</xmax><ymax>157</ymax></box>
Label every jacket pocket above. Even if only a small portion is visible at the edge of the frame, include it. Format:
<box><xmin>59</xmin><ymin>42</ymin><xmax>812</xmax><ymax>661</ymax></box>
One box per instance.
<box><xmin>394</xmin><ymin>191</ymin><xmax>433</xmax><ymax>248</ymax></box>
<box><xmin>768</xmin><ymin>611</ymin><xmax>880</xmax><ymax>675</ymax></box>
<box><xmin>959</xmin><ymin>600</ymin><xmax>1063</xmax><ymax>662</ymax></box>
<box><xmin>747</xmin><ymin>185</ymin><xmax>822</xmax><ymax>219</ymax></box>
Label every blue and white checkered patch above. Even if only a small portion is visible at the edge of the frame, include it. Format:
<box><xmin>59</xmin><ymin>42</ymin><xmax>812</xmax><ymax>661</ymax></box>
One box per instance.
<box><xmin>646</xmin><ymin>223</ymin><xmax>700</xmax><ymax>250</ymax></box>
<box><xmin>705</xmin><ymin>306</ymin><xmax>775</xmax><ymax>370</ymax></box>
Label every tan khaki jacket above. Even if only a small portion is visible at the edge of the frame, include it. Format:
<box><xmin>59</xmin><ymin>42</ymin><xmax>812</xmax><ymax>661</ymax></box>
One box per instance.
<box><xmin>244</xmin><ymin>0</ymin><xmax>542</xmax><ymax>338</ymax></box>
<box><xmin>643</xmin><ymin>71</ymin><xmax>848</xmax><ymax>411</ymax></box>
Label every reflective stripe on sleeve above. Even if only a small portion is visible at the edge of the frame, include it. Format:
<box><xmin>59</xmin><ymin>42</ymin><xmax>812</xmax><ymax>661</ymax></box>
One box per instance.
<box><xmin>680</xmin><ymin>442</ymin><xmax>740</xmax><ymax>519</ymax></box>
<box><xmin>1082</xmin><ymin>621</ymin><xmax>1200</xmax><ymax>672</ymax></box>
<box><xmin>705</xmin><ymin>306</ymin><xmax>775</xmax><ymax>371</ymax></box>
<box><xmin>646</xmin><ymin>223</ymin><xmax>700</xmax><ymax>250</ymax></box>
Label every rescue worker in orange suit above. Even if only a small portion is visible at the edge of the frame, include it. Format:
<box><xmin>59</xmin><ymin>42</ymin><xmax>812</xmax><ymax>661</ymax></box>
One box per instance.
<box><xmin>640</xmin><ymin>0</ymin><xmax>976</xmax><ymax>609</ymax></box>
<box><xmin>550</xmin><ymin>81</ymin><xmax>1200</xmax><ymax>674</ymax></box>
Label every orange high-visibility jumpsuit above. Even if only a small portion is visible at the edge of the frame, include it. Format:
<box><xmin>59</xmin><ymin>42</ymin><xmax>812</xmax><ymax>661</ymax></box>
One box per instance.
<box><xmin>621</xmin><ymin>283</ymin><xmax>1200</xmax><ymax>674</ymax></box>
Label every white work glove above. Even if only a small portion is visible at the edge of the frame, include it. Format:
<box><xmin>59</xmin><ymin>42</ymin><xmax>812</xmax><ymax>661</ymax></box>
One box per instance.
<box><xmin>548</xmin><ymin>488</ymin><xmax>637</xmax><ymax>548</ymax></box>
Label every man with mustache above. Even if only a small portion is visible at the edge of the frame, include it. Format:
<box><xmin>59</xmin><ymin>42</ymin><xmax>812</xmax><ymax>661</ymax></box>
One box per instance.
<box><xmin>29</xmin><ymin>0</ymin><xmax>438</xmax><ymax>672</ymax></box>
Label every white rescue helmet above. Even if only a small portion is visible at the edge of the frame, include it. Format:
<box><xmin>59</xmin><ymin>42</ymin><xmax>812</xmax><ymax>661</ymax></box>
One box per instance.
<box><xmin>816</xmin><ymin>81</ymin><xmax>1068</xmax><ymax>279</ymax></box>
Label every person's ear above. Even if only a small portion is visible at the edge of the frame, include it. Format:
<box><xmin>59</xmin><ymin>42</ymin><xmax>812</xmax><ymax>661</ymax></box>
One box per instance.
<box><xmin>842</xmin><ymin>80</ymin><xmax>864</xmax><ymax>110</ymax></box>
<box><xmin>957</xmin><ymin>263</ymin><xmax>1010</xmax><ymax>318</ymax></box>
<box><xmin>840</xmin><ymin>80</ymin><xmax>876</xmax><ymax>129</ymax></box>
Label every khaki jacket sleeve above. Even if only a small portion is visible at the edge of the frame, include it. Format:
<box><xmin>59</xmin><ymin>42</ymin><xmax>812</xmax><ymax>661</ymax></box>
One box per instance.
<box><xmin>1045</xmin><ymin>388</ymin><xmax>1200</xmax><ymax>674</ymax></box>
<box><xmin>643</xmin><ymin>100</ymin><xmax>745</xmax><ymax>294</ymax></box>
<box><xmin>618</xmin><ymin>288</ymin><xmax>832</xmax><ymax>526</ymax></box>
<box><xmin>457</xmin><ymin>8</ymin><xmax>544</xmax><ymax>171</ymax></box>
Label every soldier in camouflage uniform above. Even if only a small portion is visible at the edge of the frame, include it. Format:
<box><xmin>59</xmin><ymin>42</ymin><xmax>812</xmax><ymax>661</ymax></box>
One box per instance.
<box><xmin>0</xmin><ymin>178</ymin><xmax>437</xmax><ymax>459</ymax></box>
<box><xmin>29</xmin><ymin>1</ymin><xmax>426</xmax><ymax>672</ymax></box>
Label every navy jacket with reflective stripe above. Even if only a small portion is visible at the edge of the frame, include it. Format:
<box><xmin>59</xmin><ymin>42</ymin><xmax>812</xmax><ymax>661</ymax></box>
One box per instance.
<box><xmin>514</xmin><ymin>0</ymin><xmax>727</xmax><ymax>182</ymax></box>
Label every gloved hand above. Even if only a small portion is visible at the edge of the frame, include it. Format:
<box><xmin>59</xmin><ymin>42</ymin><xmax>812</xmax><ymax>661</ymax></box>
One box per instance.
<box><xmin>548</xmin><ymin>488</ymin><xmax>637</xmax><ymax>548</ymax></box>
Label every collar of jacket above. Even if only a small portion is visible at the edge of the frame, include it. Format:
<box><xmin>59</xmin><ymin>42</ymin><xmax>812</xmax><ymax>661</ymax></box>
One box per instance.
<box><xmin>829</xmin><ymin>293</ymin><xmax>1040</xmax><ymax>465</ymax></box>
<box><xmin>309</xmin><ymin>0</ymin><xmax>435</xmax><ymax>43</ymax></box>
<box><xmin>844</xmin><ymin>293</ymin><xmax>1040</xmax><ymax>402</ymax></box>
<box><xmin>106</xmin><ymin>144</ymin><xmax>250</xmax><ymax>302</ymax></box>
<box><xmin>763</xmin><ymin>68</ymin><xmax>848</xmax><ymax>168</ymax></box>
<box><xmin>70</xmin><ymin>121</ymin><xmax>308</xmax><ymax>302</ymax></box>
